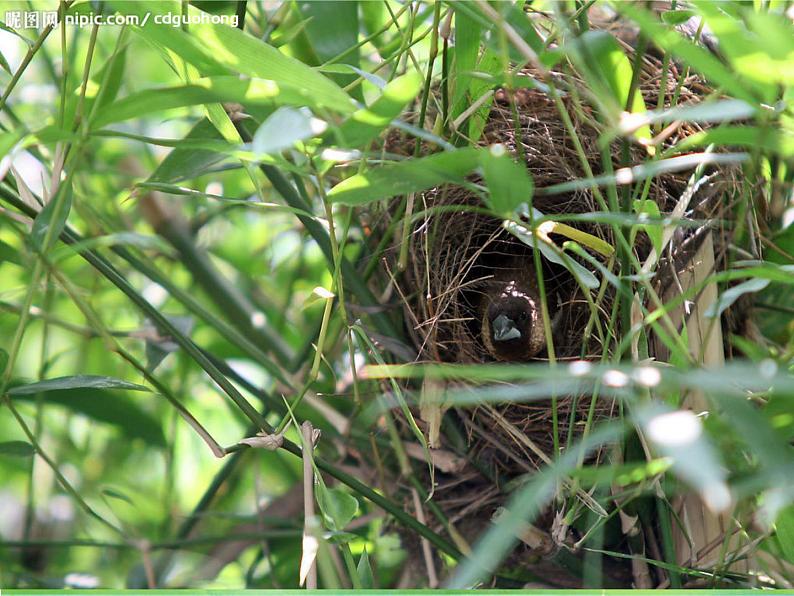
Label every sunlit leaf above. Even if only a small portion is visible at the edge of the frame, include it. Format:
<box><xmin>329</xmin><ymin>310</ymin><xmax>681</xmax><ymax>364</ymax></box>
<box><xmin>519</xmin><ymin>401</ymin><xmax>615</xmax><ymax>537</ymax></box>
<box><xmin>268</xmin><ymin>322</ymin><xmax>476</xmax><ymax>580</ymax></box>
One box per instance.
<box><xmin>328</xmin><ymin>148</ymin><xmax>482</xmax><ymax>205</ymax></box>
<box><xmin>251</xmin><ymin>107</ymin><xmax>326</xmax><ymax>156</ymax></box>
<box><xmin>329</xmin><ymin>71</ymin><xmax>422</xmax><ymax>149</ymax></box>
<box><xmin>93</xmin><ymin>77</ymin><xmax>325</xmax><ymax>128</ymax></box>
<box><xmin>113</xmin><ymin>1</ymin><xmax>354</xmax><ymax>111</ymax></box>
<box><xmin>637</xmin><ymin>404</ymin><xmax>731</xmax><ymax>513</ymax></box>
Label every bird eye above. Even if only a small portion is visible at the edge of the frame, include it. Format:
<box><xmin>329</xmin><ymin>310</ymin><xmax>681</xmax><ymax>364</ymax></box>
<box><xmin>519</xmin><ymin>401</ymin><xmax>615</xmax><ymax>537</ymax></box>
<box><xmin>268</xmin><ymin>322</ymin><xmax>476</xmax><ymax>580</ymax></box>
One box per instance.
<box><xmin>519</xmin><ymin>312</ymin><xmax>528</xmax><ymax>322</ymax></box>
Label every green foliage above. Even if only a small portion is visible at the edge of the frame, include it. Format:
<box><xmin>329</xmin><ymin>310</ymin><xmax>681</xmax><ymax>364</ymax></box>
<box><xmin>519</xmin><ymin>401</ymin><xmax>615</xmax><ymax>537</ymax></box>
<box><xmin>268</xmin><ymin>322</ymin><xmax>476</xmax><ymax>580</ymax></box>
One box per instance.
<box><xmin>0</xmin><ymin>0</ymin><xmax>793</xmax><ymax>590</ymax></box>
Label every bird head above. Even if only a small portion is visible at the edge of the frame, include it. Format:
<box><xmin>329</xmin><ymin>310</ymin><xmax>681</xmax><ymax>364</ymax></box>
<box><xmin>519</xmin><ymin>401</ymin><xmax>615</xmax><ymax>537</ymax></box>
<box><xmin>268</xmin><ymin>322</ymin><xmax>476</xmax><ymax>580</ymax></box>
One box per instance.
<box><xmin>483</xmin><ymin>296</ymin><xmax>540</xmax><ymax>361</ymax></box>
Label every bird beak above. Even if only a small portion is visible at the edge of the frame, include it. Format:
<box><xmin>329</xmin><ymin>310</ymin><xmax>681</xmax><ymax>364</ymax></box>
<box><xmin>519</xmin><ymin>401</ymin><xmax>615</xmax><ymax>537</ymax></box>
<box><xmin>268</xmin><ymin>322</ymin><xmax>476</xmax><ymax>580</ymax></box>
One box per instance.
<box><xmin>492</xmin><ymin>314</ymin><xmax>522</xmax><ymax>342</ymax></box>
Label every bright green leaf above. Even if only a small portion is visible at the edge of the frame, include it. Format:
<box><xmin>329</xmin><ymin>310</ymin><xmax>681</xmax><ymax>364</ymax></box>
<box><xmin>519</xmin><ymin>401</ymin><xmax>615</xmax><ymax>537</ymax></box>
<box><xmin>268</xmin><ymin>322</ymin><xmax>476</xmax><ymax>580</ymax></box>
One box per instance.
<box><xmin>149</xmin><ymin>118</ymin><xmax>227</xmax><ymax>183</ymax></box>
<box><xmin>317</xmin><ymin>486</ymin><xmax>358</xmax><ymax>531</ymax></box>
<box><xmin>776</xmin><ymin>506</ymin><xmax>794</xmax><ymax>564</ymax></box>
<box><xmin>480</xmin><ymin>145</ymin><xmax>534</xmax><ymax>215</ymax></box>
<box><xmin>632</xmin><ymin>199</ymin><xmax>663</xmax><ymax>255</ymax></box>
<box><xmin>451</xmin><ymin>8</ymin><xmax>483</xmax><ymax>122</ymax></box>
<box><xmin>113</xmin><ymin>1</ymin><xmax>353</xmax><ymax>112</ymax></box>
<box><xmin>93</xmin><ymin>77</ymin><xmax>324</xmax><ymax>129</ymax></box>
<box><xmin>330</xmin><ymin>71</ymin><xmax>422</xmax><ymax>149</ymax></box>
<box><xmin>327</xmin><ymin>148</ymin><xmax>482</xmax><ymax>205</ymax></box>
<box><xmin>10</xmin><ymin>387</ymin><xmax>166</xmax><ymax>447</ymax></box>
<box><xmin>619</xmin><ymin>3</ymin><xmax>758</xmax><ymax>104</ymax></box>
<box><xmin>102</xmin><ymin>487</ymin><xmax>135</xmax><ymax>505</ymax></box>
<box><xmin>572</xmin><ymin>31</ymin><xmax>652</xmax><ymax>152</ymax></box>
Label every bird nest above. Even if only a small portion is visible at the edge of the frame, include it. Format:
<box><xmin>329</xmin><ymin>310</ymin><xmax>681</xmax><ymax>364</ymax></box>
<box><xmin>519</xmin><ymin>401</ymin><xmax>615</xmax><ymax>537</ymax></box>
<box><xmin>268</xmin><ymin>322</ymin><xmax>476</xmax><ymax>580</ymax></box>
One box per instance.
<box><xmin>373</xmin><ymin>41</ymin><xmax>743</xmax><ymax>583</ymax></box>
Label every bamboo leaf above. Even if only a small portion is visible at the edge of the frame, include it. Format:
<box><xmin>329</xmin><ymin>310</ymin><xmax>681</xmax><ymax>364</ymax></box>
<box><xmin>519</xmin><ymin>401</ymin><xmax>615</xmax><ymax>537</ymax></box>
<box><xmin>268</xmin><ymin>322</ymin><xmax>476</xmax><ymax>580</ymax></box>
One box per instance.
<box><xmin>31</xmin><ymin>187</ymin><xmax>72</xmax><ymax>253</ymax></box>
<box><xmin>0</xmin><ymin>441</ymin><xmax>35</xmax><ymax>457</ymax></box>
<box><xmin>330</xmin><ymin>71</ymin><xmax>422</xmax><ymax>148</ymax></box>
<box><xmin>8</xmin><ymin>375</ymin><xmax>150</xmax><ymax>395</ymax></box>
<box><xmin>328</xmin><ymin>148</ymin><xmax>481</xmax><ymax>205</ymax></box>
<box><xmin>572</xmin><ymin>31</ymin><xmax>653</xmax><ymax>152</ymax></box>
<box><xmin>480</xmin><ymin>145</ymin><xmax>533</xmax><ymax>215</ymax></box>
<box><xmin>356</xmin><ymin>548</ymin><xmax>374</xmax><ymax>589</ymax></box>
<box><xmin>251</xmin><ymin>107</ymin><xmax>326</xmax><ymax>156</ymax></box>
<box><xmin>113</xmin><ymin>1</ymin><xmax>354</xmax><ymax>112</ymax></box>
<box><xmin>619</xmin><ymin>3</ymin><xmax>758</xmax><ymax>104</ymax></box>
<box><xmin>93</xmin><ymin>77</ymin><xmax>328</xmax><ymax>129</ymax></box>
<box><xmin>451</xmin><ymin>7</ymin><xmax>482</xmax><ymax>121</ymax></box>
<box><xmin>632</xmin><ymin>199</ymin><xmax>663</xmax><ymax>256</ymax></box>
<box><xmin>316</xmin><ymin>486</ymin><xmax>359</xmax><ymax>532</ymax></box>
<box><xmin>9</xmin><ymin>387</ymin><xmax>165</xmax><ymax>447</ymax></box>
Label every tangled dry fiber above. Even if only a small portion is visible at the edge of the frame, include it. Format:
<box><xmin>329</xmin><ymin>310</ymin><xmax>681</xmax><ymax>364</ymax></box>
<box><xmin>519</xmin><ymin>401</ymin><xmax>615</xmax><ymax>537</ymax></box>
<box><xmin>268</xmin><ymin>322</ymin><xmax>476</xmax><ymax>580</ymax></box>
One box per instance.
<box><xmin>376</xmin><ymin>37</ymin><xmax>742</xmax><ymax>584</ymax></box>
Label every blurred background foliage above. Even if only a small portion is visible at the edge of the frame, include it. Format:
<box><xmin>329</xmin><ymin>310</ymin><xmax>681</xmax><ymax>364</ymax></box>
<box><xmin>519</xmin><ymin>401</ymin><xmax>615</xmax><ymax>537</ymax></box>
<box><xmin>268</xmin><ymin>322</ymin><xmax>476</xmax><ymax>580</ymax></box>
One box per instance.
<box><xmin>0</xmin><ymin>0</ymin><xmax>793</xmax><ymax>590</ymax></box>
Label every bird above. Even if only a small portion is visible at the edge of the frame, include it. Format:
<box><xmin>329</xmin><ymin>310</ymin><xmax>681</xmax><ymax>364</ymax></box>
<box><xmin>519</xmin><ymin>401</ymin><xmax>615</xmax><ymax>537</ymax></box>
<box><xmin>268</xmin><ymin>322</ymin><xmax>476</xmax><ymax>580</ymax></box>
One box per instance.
<box><xmin>479</xmin><ymin>258</ymin><xmax>553</xmax><ymax>362</ymax></box>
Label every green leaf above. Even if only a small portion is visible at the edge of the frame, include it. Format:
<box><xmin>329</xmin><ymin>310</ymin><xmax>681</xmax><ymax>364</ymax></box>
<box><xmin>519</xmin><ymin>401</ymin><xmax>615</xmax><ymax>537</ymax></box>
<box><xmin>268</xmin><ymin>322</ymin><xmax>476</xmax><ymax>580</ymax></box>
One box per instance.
<box><xmin>94</xmin><ymin>76</ymin><xmax>326</xmax><ymax>129</ymax></box>
<box><xmin>465</xmin><ymin>49</ymin><xmax>501</xmax><ymax>143</ymax></box>
<box><xmin>251</xmin><ymin>107</ymin><xmax>325</xmax><ymax>156</ymax></box>
<box><xmin>677</xmin><ymin>127</ymin><xmax>794</xmax><ymax>158</ymax></box>
<box><xmin>113</xmin><ymin>1</ymin><xmax>354</xmax><ymax>113</ymax></box>
<box><xmin>0</xmin><ymin>132</ymin><xmax>20</xmax><ymax>162</ymax></box>
<box><xmin>0</xmin><ymin>441</ymin><xmax>35</xmax><ymax>457</ymax></box>
<box><xmin>360</xmin><ymin>1</ymin><xmax>393</xmax><ymax>57</ymax></box>
<box><xmin>0</xmin><ymin>49</ymin><xmax>11</xmax><ymax>74</ymax></box>
<box><xmin>451</xmin><ymin>8</ymin><xmax>483</xmax><ymax>121</ymax></box>
<box><xmin>0</xmin><ymin>238</ymin><xmax>23</xmax><ymax>267</ymax></box>
<box><xmin>298</xmin><ymin>1</ymin><xmax>361</xmax><ymax>99</ymax></box>
<box><xmin>619</xmin><ymin>3</ymin><xmax>758</xmax><ymax>104</ymax></box>
<box><xmin>101</xmin><ymin>487</ymin><xmax>135</xmax><ymax>505</ymax></box>
<box><xmin>661</xmin><ymin>9</ymin><xmax>696</xmax><ymax>25</ymax></box>
<box><xmin>316</xmin><ymin>486</ymin><xmax>358</xmax><ymax>531</ymax></box>
<box><xmin>149</xmin><ymin>118</ymin><xmax>226</xmax><ymax>183</ymax></box>
<box><xmin>632</xmin><ymin>199</ymin><xmax>662</xmax><ymax>255</ymax></box>
<box><xmin>572</xmin><ymin>31</ymin><xmax>652</xmax><ymax>151</ymax></box>
<box><xmin>705</xmin><ymin>277</ymin><xmax>770</xmax><ymax>319</ymax></box>
<box><xmin>356</xmin><ymin>548</ymin><xmax>374</xmax><ymax>589</ymax></box>
<box><xmin>300</xmin><ymin>1</ymin><xmax>359</xmax><ymax>64</ymax></box>
<box><xmin>0</xmin><ymin>348</ymin><xmax>8</xmax><ymax>375</ymax></box>
<box><xmin>8</xmin><ymin>376</ymin><xmax>163</xmax><ymax>446</ymax></box>
<box><xmin>10</xmin><ymin>387</ymin><xmax>166</xmax><ymax>447</ymax></box>
<box><xmin>95</xmin><ymin>45</ymin><xmax>128</xmax><ymax>110</ymax></box>
<box><xmin>8</xmin><ymin>375</ymin><xmax>150</xmax><ymax>395</ymax></box>
<box><xmin>654</xmin><ymin>99</ymin><xmax>756</xmax><ymax>124</ymax></box>
<box><xmin>328</xmin><ymin>148</ymin><xmax>482</xmax><ymax>205</ymax></box>
<box><xmin>776</xmin><ymin>506</ymin><xmax>794</xmax><ymax>564</ymax></box>
<box><xmin>694</xmin><ymin>2</ymin><xmax>794</xmax><ymax>93</ymax></box>
<box><xmin>330</xmin><ymin>71</ymin><xmax>422</xmax><ymax>149</ymax></box>
<box><xmin>31</xmin><ymin>187</ymin><xmax>72</xmax><ymax>253</ymax></box>
<box><xmin>480</xmin><ymin>145</ymin><xmax>534</xmax><ymax>215</ymax></box>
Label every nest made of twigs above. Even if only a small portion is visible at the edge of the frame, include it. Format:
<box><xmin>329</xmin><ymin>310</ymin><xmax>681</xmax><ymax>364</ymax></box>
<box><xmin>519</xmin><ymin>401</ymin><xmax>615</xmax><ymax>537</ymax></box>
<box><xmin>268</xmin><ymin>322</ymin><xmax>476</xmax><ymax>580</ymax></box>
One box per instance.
<box><xmin>373</xmin><ymin>34</ymin><xmax>743</xmax><ymax>586</ymax></box>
